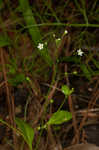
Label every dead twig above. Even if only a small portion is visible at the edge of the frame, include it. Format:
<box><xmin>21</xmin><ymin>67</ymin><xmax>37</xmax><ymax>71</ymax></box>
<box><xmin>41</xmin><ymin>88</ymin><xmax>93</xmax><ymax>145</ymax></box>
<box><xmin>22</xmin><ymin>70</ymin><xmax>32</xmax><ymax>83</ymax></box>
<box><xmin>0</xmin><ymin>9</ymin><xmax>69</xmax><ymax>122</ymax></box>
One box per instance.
<box><xmin>63</xmin><ymin>36</ymin><xmax>79</xmax><ymax>143</ymax></box>
<box><xmin>0</xmin><ymin>48</ymin><xmax>17</xmax><ymax>149</ymax></box>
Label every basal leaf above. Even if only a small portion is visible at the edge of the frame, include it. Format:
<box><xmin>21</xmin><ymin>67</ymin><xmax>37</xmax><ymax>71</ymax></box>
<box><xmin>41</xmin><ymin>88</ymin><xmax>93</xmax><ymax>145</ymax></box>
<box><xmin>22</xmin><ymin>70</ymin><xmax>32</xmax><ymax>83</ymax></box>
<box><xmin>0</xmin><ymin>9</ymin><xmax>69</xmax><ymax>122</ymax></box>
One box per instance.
<box><xmin>15</xmin><ymin>117</ymin><xmax>34</xmax><ymax>150</ymax></box>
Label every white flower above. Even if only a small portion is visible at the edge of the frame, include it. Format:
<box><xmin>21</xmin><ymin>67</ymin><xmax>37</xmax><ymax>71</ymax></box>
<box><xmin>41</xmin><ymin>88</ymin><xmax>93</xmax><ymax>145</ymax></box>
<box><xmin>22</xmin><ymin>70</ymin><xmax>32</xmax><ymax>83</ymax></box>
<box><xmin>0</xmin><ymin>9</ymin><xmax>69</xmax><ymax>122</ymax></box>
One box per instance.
<box><xmin>77</xmin><ymin>49</ymin><xmax>84</xmax><ymax>56</ymax></box>
<box><xmin>64</xmin><ymin>30</ymin><xmax>68</xmax><ymax>35</ymax></box>
<box><xmin>37</xmin><ymin>43</ymin><xmax>44</xmax><ymax>50</ymax></box>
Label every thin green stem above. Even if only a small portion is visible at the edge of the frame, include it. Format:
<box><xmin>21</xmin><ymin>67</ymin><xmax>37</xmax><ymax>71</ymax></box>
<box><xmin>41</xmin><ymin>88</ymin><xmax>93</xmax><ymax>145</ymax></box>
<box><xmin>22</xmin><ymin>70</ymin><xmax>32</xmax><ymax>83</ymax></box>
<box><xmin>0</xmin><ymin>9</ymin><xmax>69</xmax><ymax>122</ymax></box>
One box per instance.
<box><xmin>20</xmin><ymin>23</ymin><xmax>99</xmax><ymax>31</ymax></box>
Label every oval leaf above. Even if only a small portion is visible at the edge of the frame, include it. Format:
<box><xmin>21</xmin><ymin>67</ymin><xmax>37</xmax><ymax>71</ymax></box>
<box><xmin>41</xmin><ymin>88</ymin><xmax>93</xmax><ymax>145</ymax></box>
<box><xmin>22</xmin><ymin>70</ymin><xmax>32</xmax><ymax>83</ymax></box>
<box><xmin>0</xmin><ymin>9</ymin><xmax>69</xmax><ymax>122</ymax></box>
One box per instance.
<box><xmin>47</xmin><ymin>110</ymin><xmax>72</xmax><ymax>125</ymax></box>
<box><xmin>15</xmin><ymin>117</ymin><xmax>34</xmax><ymax>150</ymax></box>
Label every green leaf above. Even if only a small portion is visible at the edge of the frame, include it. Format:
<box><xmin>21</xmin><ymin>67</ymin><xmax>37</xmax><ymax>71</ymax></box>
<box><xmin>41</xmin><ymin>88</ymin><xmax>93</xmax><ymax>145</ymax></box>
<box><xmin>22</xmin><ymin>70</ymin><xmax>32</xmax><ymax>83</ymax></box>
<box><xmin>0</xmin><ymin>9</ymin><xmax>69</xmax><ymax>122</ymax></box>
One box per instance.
<box><xmin>80</xmin><ymin>64</ymin><xmax>92</xmax><ymax>80</ymax></box>
<box><xmin>8</xmin><ymin>73</ymin><xmax>25</xmax><ymax>86</ymax></box>
<box><xmin>61</xmin><ymin>85</ymin><xmax>74</xmax><ymax>96</ymax></box>
<box><xmin>15</xmin><ymin>117</ymin><xmax>34</xmax><ymax>150</ymax></box>
<box><xmin>47</xmin><ymin>110</ymin><xmax>72</xmax><ymax>125</ymax></box>
<box><xmin>92</xmin><ymin>58</ymin><xmax>99</xmax><ymax>69</ymax></box>
<box><xmin>0</xmin><ymin>34</ymin><xmax>10</xmax><ymax>47</ymax></box>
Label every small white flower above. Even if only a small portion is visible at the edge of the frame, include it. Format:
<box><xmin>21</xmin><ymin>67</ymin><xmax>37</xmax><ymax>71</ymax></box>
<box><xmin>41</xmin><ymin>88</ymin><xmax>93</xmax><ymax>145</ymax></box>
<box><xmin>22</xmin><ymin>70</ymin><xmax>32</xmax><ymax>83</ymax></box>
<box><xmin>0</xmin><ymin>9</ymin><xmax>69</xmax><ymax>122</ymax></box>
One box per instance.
<box><xmin>37</xmin><ymin>43</ymin><xmax>44</xmax><ymax>50</ymax></box>
<box><xmin>77</xmin><ymin>49</ymin><xmax>84</xmax><ymax>56</ymax></box>
<box><xmin>64</xmin><ymin>30</ymin><xmax>68</xmax><ymax>35</ymax></box>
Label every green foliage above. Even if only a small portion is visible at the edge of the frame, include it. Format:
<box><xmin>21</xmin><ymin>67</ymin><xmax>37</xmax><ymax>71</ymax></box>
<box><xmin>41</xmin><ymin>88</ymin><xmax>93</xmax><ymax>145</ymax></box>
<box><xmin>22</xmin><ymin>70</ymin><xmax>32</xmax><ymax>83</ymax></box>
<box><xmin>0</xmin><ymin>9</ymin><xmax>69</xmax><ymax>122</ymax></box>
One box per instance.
<box><xmin>58</xmin><ymin>55</ymin><xmax>99</xmax><ymax>80</ymax></box>
<box><xmin>61</xmin><ymin>85</ymin><xmax>74</xmax><ymax>96</ymax></box>
<box><xmin>7</xmin><ymin>59</ymin><xmax>26</xmax><ymax>86</ymax></box>
<box><xmin>55</xmin><ymin>38</ymin><xmax>61</xmax><ymax>48</ymax></box>
<box><xmin>92</xmin><ymin>58</ymin><xmax>99</xmax><ymax>69</ymax></box>
<box><xmin>15</xmin><ymin>117</ymin><xmax>34</xmax><ymax>150</ymax></box>
<box><xmin>0</xmin><ymin>34</ymin><xmax>11</xmax><ymax>47</ymax></box>
<box><xmin>47</xmin><ymin>110</ymin><xmax>72</xmax><ymax>125</ymax></box>
<box><xmin>0</xmin><ymin>118</ymin><xmax>34</xmax><ymax>150</ymax></box>
<box><xmin>8</xmin><ymin>73</ymin><xmax>26</xmax><ymax>86</ymax></box>
<box><xmin>80</xmin><ymin>64</ymin><xmax>92</xmax><ymax>80</ymax></box>
<box><xmin>19</xmin><ymin>0</ymin><xmax>53</xmax><ymax>66</ymax></box>
<box><xmin>0</xmin><ymin>0</ymin><xmax>99</xmax><ymax>149</ymax></box>
<box><xmin>74</xmin><ymin>0</ymin><xmax>88</xmax><ymax>24</ymax></box>
<box><xmin>7</xmin><ymin>59</ymin><xmax>17</xmax><ymax>75</ymax></box>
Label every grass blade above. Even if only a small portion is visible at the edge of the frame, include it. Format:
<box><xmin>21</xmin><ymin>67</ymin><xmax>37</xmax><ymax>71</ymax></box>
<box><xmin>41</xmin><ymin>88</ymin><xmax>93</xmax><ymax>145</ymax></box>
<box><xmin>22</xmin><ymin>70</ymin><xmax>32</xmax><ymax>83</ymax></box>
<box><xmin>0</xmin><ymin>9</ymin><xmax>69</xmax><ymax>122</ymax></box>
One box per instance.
<box><xmin>19</xmin><ymin>0</ymin><xmax>53</xmax><ymax>66</ymax></box>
